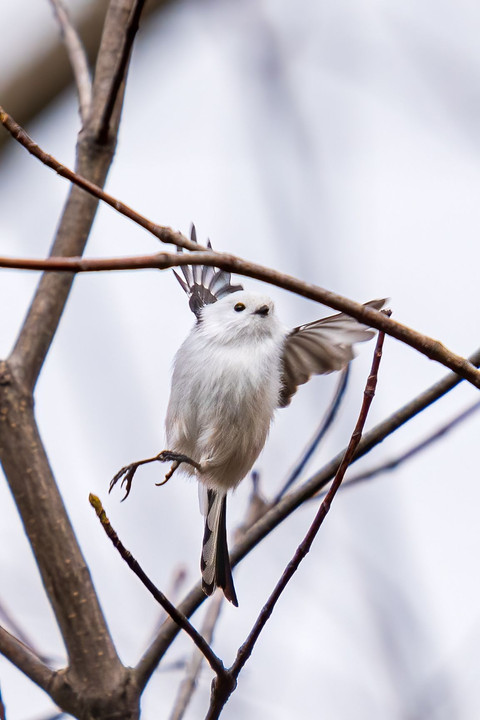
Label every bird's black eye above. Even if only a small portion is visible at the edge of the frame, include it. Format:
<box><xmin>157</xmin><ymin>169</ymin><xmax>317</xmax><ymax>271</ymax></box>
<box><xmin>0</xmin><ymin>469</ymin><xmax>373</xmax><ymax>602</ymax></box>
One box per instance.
<box><xmin>234</xmin><ymin>302</ymin><xmax>246</xmax><ymax>312</ymax></box>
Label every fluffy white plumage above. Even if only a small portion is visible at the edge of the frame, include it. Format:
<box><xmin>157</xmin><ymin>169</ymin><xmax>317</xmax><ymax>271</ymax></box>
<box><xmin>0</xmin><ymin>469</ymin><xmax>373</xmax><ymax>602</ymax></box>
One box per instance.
<box><xmin>164</xmin><ymin>229</ymin><xmax>384</xmax><ymax>606</ymax></box>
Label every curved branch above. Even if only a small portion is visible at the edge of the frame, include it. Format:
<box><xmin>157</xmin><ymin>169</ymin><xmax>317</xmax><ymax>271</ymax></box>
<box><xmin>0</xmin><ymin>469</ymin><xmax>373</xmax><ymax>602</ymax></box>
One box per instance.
<box><xmin>0</xmin><ymin>247</ymin><xmax>479</xmax><ymax>390</ymax></box>
<box><xmin>1</xmin><ymin>107</ymin><xmax>478</xmax><ymax>386</ymax></box>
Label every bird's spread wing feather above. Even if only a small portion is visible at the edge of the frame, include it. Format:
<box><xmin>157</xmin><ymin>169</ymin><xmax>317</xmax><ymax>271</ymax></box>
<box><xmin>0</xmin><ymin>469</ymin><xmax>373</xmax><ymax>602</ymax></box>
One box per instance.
<box><xmin>279</xmin><ymin>298</ymin><xmax>386</xmax><ymax>407</ymax></box>
<box><xmin>173</xmin><ymin>225</ymin><xmax>243</xmax><ymax>317</ymax></box>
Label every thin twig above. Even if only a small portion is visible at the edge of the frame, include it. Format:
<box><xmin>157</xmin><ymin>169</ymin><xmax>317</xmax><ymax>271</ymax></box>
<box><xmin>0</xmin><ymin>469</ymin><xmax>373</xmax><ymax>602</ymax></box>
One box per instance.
<box><xmin>274</xmin><ymin>366</ymin><xmax>350</xmax><ymax>501</ymax></box>
<box><xmin>205</xmin><ymin>324</ymin><xmax>387</xmax><ymax>719</ymax></box>
<box><xmin>1</xmin><ymin>107</ymin><xmax>480</xmax><ymax>387</ymax></box>
<box><xmin>341</xmin><ymin>398</ymin><xmax>480</xmax><ymax>490</ymax></box>
<box><xmin>235</xmin><ymin>326</ymin><xmax>385</xmax><ymax>670</ymax></box>
<box><xmin>97</xmin><ymin>0</ymin><xmax>147</xmax><ymax>143</ymax></box>
<box><xmin>88</xmin><ymin>494</ymin><xmax>227</xmax><ymax>680</ymax></box>
<box><xmin>49</xmin><ymin>0</ymin><xmax>92</xmax><ymax>121</ymax></box>
<box><xmin>132</xmin><ymin>349</ymin><xmax>480</xmax><ymax>690</ymax></box>
<box><xmin>169</xmin><ymin>592</ymin><xmax>224</xmax><ymax>720</ymax></box>
<box><xmin>0</xmin><ymin>684</ymin><xmax>5</xmax><ymax>720</ymax></box>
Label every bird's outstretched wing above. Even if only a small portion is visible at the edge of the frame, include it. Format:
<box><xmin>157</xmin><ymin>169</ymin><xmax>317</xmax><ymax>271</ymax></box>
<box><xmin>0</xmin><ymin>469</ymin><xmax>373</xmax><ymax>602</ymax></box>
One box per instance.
<box><xmin>173</xmin><ymin>225</ymin><xmax>243</xmax><ymax>318</ymax></box>
<box><xmin>279</xmin><ymin>299</ymin><xmax>386</xmax><ymax>407</ymax></box>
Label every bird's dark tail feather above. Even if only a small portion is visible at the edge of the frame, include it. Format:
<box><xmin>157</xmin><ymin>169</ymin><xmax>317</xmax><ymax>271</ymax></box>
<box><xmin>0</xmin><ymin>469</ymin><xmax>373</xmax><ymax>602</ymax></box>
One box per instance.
<box><xmin>201</xmin><ymin>489</ymin><xmax>238</xmax><ymax>607</ymax></box>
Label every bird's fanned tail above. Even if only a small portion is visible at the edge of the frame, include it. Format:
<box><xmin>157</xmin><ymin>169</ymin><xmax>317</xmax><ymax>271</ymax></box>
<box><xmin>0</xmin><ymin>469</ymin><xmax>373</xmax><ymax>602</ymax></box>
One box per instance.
<box><xmin>201</xmin><ymin>488</ymin><xmax>238</xmax><ymax>606</ymax></box>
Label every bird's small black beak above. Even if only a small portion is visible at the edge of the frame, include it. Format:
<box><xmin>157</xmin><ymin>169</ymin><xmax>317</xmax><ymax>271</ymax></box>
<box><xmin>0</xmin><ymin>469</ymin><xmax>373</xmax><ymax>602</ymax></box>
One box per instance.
<box><xmin>254</xmin><ymin>304</ymin><xmax>270</xmax><ymax>317</ymax></box>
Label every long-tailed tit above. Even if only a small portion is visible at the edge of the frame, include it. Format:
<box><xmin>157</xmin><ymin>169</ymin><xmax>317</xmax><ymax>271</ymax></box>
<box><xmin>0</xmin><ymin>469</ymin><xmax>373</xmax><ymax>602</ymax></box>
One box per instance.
<box><xmin>112</xmin><ymin>230</ymin><xmax>384</xmax><ymax>606</ymax></box>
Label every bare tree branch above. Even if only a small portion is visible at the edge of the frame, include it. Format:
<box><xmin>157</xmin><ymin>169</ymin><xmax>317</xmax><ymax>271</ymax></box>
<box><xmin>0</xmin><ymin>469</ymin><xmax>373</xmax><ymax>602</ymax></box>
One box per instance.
<box><xmin>1</xmin><ymin>109</ymin><xmax>479</xmax><ymax>387</ymax></box>
<box><xmin>0</xmin><ymin>0</ymin><xmax>177</xmax><ymax>153</ymax></box>
<box><xmin>0</xmin><ymin>598</ymin><xmax>58</xmax><ymax>665</ymax></box>
<box><xmin>0</xmin><ymin>626</ymin><xmax>54</xmax><ymax>696</ymax></box>
<box><xmin>96</xmin><ymin>0</ymin><xmax>147</xmax><ymax>143</ymax></box>
<box><xmin>274</xmin><ymin>365</ymin><xmax>350</xmax><ymax>501</ymax></box>
<box><xmin>206</xmin><ymin>321</ymin><xmax>387</xmax><ymax>719</ymax></box>
<box><xmin>135</xmin><ymin>347</ymin><xmax>480</xmax><ymax>685</ymax></box>
<box><xmin>0</xmin><ymin>246</ymin><xmax>479</xmax><ymax>392</ymax></box>
<box><xmin>0</xmin><ymin>2</ymin><xmax>151</xmax><ymax>716</ymax></box>
<box><xmin>48</xmin><ymin>0</ymin><xmax>92</xmax><ymax>121</ymax></box>
<box><xmin>89</xmin><ymin>494</ymin><xmax>227</xmax><ymax>680</ymax></box>
<box><xmin>342</xmin><ymin>398</ymin><xmax>480</xmax><ymax>489</ymax></box>
<box><xmin>169</xmin><ymin>593</ymin><xmax>224</xmax><ymax>720</ymax></box>
<box><xmin>0</xmin><ymin>105</ymin><xmax>198</xmax><ymax>252</ymax></box>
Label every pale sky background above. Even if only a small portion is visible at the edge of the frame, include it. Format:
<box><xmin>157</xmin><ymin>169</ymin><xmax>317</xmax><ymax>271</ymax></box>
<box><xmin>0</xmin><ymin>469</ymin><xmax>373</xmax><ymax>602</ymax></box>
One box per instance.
<box><xmin>1</xmin><ymin>1</ymin><xmax>480</xmax><ymax>718</ymax></box>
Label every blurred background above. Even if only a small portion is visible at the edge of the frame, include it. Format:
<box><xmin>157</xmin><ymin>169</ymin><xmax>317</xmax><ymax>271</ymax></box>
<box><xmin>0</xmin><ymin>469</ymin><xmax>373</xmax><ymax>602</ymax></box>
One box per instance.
<box><xmin>1</xmin><ymin>0</ymin><xmax>479</xmax><ymax>718</ymax></box>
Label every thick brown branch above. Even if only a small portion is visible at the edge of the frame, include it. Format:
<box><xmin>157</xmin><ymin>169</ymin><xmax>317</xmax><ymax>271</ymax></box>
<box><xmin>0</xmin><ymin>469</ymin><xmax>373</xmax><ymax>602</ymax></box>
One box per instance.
<box><xmin>0</xmin><ymin>247</ymin><xmax>479</xmax><ymax>389</ymax></box>
<box><xmin>0</xmin><ymin>360</ymin><xmax>124</xmax><ymax>691</ymax></box>
<box><xmin>2</xmin><ymin>0</ymin><xmax>150</xmax><ymax>392</ymax></box>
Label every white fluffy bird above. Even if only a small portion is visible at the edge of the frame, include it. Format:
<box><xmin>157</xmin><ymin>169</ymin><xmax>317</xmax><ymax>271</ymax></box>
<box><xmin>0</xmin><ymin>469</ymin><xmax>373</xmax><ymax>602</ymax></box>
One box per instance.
<box><xmin>161</xmin><ymin>231</ymin><xmax>384</xmax><ymax>606</ymax></box>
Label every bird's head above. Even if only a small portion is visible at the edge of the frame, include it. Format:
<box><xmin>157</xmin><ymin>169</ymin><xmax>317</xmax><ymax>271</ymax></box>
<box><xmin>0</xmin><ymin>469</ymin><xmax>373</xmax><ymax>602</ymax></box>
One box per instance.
<box><xmin>198</xmin><ymin>291</ymin><xmax>281</xmax><ymax>344</ymax></box>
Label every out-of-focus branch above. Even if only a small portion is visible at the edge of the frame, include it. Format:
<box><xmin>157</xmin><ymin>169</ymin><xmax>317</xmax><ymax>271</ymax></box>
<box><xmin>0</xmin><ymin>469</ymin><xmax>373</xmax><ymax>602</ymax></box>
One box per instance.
<box><xmin>169</xmin><ymin>592</ymin><xmax>224</xmax><ymax>720</ymax></box>
<box><xmin>96</xmin><ymin>0</ymin><xmax>147</xmax><ymax>143</ymax></box>
<box><xmin>89</xmin><ymin>494</ymin><xmax>227</xmax><ymax>680</ymax></box>
<box><xmin>135</xmin><ymin>347</ymin><xmax>480</xmax><ymax>683</ymax></box>
<box><xmin>342</xmin><ymin>398</ymin><xmax>480</xmax><ymax>489</ymax></box>
<box><xmin>0</xmin><ymin>1</ymin><xmax>107</xmax><ymax>151</ymax></box>
<box><xmin>49</xmin><ymin>0</ymin><xmax>92</xmax><ymax>121</ymax></box>
<box><xmin>207</xmin><ymin>324</ymin><xmax>387</xmax><ymax>719</ymax></box>
<box><xmin>274</xmin><ymin>365</ymin><xmax>350</xmax><ymax>501</ymax></box>
<box><xmin>0</xmin><ymin>626</ymin><xmax>54</xmax><ymax>696</ymax></box>
<box><xmin>0</xmin><ymin>0</ymin><xmax>176</xmax><ymax>152</ymax></box>
<box><xmin>0</xmin><ymin>598</ymin><xmax>58</xmax><ymax>665</ymax></box>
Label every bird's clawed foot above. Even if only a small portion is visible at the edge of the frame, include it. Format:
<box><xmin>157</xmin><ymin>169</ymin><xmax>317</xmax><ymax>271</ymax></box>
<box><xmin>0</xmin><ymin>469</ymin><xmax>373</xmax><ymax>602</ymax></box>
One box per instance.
<box><xmin>110</xmin><ymin>451</ymin><xmax>201</xmax><ymax>500</ymax></box>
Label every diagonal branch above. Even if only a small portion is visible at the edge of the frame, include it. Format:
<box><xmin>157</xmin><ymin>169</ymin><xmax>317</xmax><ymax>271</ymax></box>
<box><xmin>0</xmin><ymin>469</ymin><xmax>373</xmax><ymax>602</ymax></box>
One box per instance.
<box><xmin>206</xmin><ymin>322</ymin><xmax>387</xmax><ymax>718</ymax></box>
<box><xmin>0</xmin><ymin>105</ymin><xmax>198</xmax><ymax>252</ymax></box>
<box><xmin>169</xmin><ymin>592</ymin><xmax>224</xmax><ymax>720</ymax></box>
<box><xmin>134</xmin><ymin>347</ymin><xmax>480</xmax><ymax>684</ymax></box>
<box><xmin>49</xmin><ymin>0</ymin><xmax>92</xmax><ymax>121</ymax></box>
<box><xmin>0</xmin><ymin>625</ymin><xmax>55</xmax><ymax>696</ymax></box>
<box><xmin>343</xmin><ymin>398</ymin><xmax>480</xmax><ymax>489</ymax></box>
<box><xmin>274</xmin><ymin>365</ymin><xmax>350</xmax><ymax>501</ymax></box>
<box><xmin>89</xmin><ymin>494</ymin><xmax>227</xmax><ymax>680</ymax></box>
